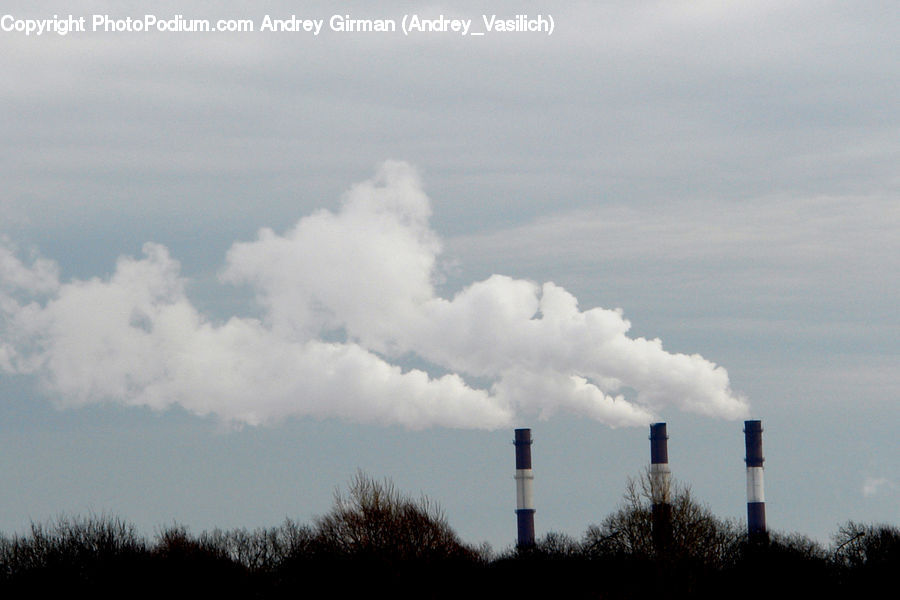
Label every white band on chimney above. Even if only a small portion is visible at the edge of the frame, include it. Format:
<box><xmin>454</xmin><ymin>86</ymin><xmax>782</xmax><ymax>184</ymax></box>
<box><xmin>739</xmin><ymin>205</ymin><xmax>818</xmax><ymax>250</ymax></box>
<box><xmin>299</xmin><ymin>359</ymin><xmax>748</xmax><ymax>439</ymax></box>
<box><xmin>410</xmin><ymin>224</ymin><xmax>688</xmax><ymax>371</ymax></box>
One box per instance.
<box><xmin>515</xmin><ymin>468</ymin><xmax>534</xmax><ymax>510</ymax></box>
<box><xmin>746</xmin><ymin>466</ymin><xmax>765</xmax><ymax>503</ymax></box>
<box><xmin>650</xmin><ymin>462</ymin><xmax>671</xmax><ymax>503</ymax></box>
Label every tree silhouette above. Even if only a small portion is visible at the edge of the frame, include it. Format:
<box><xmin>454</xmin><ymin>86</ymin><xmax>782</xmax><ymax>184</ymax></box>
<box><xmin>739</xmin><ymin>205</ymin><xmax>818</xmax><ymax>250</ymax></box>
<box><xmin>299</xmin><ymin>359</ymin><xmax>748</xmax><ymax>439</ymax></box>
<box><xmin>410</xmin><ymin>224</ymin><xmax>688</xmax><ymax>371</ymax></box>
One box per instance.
<box><xmin>312</xmin><ymin>471</ymin><xmax>475</xmax><ymax>562</ymax></box>
<box><xmin>584</xmin><ymin>469</ymin><xmax>742</xmax><ymax>568</ymax></box>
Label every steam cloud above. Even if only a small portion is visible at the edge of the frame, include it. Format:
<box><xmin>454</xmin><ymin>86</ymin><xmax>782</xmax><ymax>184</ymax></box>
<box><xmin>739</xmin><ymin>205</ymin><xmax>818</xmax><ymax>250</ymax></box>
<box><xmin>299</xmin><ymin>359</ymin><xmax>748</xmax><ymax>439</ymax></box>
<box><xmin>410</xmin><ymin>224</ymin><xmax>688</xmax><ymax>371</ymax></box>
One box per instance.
<box><xmin>0</xmin><ymin>162</ymin><xmax>748</xmax><ymax>429</ymax></box>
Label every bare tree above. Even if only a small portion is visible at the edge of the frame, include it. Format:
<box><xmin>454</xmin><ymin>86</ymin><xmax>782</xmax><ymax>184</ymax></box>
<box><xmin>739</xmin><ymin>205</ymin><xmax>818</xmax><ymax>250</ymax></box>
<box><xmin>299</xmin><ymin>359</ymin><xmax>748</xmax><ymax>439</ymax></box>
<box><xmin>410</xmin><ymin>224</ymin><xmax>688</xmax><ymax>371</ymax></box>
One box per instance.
<box><xmin>584</xmin><ymin>469</ymin><xmax>742</xmax><ymax>567</ymax></box>
<box><xmin>198</xmin><ymin>520</ymin><xmax>314</xmax><ymax>572</ymax></box>
<box><xmin>0</xmin><ymin>514</ymin><xmax>145</xmax><ymax>578</ymax></box>
<box><xmin>313</xmin><ymin>471</ymin><xmax>474</xmax><ymax>561</ymax></box>
<box><xmin>832</xmin><ymin>521</ymin><xmax>900</xmax><ymax>569</ymax></box>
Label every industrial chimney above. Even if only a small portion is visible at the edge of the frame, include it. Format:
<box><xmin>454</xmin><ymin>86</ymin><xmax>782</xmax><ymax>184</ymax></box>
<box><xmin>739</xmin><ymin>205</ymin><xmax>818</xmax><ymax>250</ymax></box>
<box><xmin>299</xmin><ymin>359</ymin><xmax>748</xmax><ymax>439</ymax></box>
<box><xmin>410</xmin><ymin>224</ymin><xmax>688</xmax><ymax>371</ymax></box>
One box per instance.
<box><xmin>744</xmin><ymin>420</ymin><xmax>768</xmax><ymax>543</ymax></box>
<box><xmin>514</xmin><ymin>428</ymin><xmax>535</xmax><ymax>548</ymax></box>
<box><xmin>649</xmin><ymin>422</ymin><xmax>672</xmax><ymax>553</ymax></box>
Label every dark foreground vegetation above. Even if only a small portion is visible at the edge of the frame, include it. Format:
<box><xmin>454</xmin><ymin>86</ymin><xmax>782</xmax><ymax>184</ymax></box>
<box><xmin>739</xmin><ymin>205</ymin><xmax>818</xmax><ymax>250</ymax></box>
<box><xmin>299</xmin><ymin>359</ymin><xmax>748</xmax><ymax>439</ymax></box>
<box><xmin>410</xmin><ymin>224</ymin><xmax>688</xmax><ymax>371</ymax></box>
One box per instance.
<box><xmin>1</xmin><ymin>472</ymin><xmax>897</xmax><ymax>599</ymax></box>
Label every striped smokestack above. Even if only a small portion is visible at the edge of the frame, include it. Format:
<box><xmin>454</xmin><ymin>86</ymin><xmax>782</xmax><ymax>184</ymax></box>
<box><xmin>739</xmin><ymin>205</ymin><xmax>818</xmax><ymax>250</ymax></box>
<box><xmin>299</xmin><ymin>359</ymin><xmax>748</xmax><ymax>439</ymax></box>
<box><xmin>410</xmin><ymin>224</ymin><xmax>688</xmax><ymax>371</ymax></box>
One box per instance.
<box><xmin>514</xmin><ymin>428</ymin><xmax>535</xmax><ymax>548</ymax></box>
<box><xmin>649</xmin><ymin>422</ymin><xmax>672</xmax><ymax>553</ymax></box>
<box><xmin>744</xmin><ymin>420</ymin><xmax>768</xmax><ymax>543</ymax></box>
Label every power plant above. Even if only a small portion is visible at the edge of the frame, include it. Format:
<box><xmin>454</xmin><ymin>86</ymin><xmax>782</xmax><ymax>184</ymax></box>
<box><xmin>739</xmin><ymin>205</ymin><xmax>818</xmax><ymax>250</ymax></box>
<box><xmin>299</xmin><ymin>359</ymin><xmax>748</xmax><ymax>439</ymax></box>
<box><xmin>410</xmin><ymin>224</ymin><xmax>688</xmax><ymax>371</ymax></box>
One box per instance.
<box><xmin>744</xmin><ymin>420</ymin><xmax>768</xmax><ymax>542</ymax></box>
<box><xmin>649</xmin><ymin>422</ymin><xmax>673</xmax><ymax>552</ymax></box>
<box><xmin>513</xmin><ymin>428</ymin><xmax>536</xmax><ymax>548</ymax></box>
<box><xmin>512</xmin><ymin>421</ymin><xmax>769</xmax><ymax>546</ymax></box>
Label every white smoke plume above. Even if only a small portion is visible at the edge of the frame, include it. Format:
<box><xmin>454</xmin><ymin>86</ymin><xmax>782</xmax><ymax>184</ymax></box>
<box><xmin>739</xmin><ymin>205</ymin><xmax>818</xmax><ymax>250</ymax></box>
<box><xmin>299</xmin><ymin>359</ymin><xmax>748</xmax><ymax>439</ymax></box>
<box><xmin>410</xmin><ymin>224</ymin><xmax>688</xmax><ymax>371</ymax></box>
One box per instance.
<box><xmin>0</xmin><ymin>162</ymin><xmax>748</xmax><ymax>429</ymax></box>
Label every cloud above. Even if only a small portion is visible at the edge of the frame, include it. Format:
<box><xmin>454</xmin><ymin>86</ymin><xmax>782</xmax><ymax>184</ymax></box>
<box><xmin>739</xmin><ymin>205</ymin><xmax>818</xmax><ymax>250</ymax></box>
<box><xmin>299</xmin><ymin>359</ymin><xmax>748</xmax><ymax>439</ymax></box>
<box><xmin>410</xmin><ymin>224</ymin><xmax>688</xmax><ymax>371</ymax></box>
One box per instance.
<box><xmin>0</xmin><ymin>162</ymin><xmax>748</xmax><ymax>429</ymax></box>
<box><xmin>862</xmin><ymin>476</ymin><xmax>896</xmax><ymax>498</ymax></box>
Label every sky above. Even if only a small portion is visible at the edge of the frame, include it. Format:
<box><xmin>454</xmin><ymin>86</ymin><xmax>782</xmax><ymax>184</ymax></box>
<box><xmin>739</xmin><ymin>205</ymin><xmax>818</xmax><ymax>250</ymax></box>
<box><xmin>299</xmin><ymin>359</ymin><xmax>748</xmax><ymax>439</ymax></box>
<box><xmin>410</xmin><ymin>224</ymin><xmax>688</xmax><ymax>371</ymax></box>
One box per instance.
<box><xmin>1</xmin><ymin>1</ymin><xmax>898</xmax><ymax>551</ymax></box>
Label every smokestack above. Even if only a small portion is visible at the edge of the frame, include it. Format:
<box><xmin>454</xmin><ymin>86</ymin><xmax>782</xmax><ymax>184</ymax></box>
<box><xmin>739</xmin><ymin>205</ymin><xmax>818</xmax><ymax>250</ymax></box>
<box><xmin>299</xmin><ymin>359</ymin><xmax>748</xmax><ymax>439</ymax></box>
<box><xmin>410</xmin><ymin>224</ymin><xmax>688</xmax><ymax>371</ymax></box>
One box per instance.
<box><xmin>514</xmin><ymin>428</ymin><xmax>535</xmax><ymax>548</ymax></box>
<box><xmin>744</xmin><ymin>420</ymin><xmax>768</xmax><ymax>543</ymax></box>
<box><xmin>649</xmin><ymin>422</ymin><xmax>672</xmax><ymax>553</ymax></box>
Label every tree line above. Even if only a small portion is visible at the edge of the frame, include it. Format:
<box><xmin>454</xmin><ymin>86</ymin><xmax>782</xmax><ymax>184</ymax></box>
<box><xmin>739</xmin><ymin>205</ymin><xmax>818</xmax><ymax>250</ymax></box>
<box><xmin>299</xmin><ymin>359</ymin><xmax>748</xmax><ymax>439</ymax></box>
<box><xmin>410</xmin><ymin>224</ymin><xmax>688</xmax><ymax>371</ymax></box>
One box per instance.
<box><xmin>1</xmin><ymin>471</ymin><xmax>896</xmax><ymax>598</ymax></box>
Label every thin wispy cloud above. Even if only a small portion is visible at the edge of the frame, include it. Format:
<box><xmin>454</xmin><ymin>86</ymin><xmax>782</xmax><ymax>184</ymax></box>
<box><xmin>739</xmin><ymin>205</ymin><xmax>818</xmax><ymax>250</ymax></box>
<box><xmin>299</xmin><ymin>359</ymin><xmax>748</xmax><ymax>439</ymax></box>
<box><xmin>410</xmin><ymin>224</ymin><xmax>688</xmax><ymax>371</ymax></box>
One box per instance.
<box><xmin>862</xmin><ymin>476</ymin><xmax>896</xmax><ymax>498</ymax></box>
